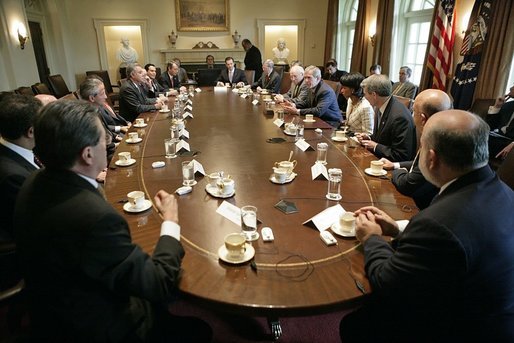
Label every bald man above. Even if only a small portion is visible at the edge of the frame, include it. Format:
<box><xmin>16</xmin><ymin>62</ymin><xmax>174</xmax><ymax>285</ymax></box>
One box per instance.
<box><xmin>380</xmin><ymin>89</ymin><xmax>452</xmax><ymax>209</ymax></box>
<box><xmin>340</xmin><ymin>110</ymin><xmax>514</xmax><ymax>342</ymax></box>
<box><xmin>274</xmin><ymin>65</ymin><xmax>309</xmax><ymax>106</ymax></box>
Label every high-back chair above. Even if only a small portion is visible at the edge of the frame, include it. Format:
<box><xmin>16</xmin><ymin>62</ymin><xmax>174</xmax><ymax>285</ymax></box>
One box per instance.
<box><xmin>497</xmin><ymin>147</ymin><xmax>514</xmax><ymax>190</ymax></box>
<box><xmin>86</xmin><ymin>70</ymin><xmax>120</xmax><ymax>106</ymax></box>
<box><xmin>14</xmin><ymin>86</ymin><xmax>34</xmax><ymax>96</ymax></box>
<box><xmin>244</xmin><ymin>70</ymin><xmax>255</xmax><ymax>85</ymax></box>
<box><xmin>197</xmin><ymin>69</ymin><xmax>221</xmax><ymax>87</ymax></box>
<box><xmin>47</xmin><ymin>74</ymin><xmax>71</xmax><ymax>98</ymax></box>
<box><xmin>279</xmin><ymin>72</ymin><xmax>292</xmax><ymax>94</ymax></box>
<box><xmin>31</xmin><ymin>82</ymin><xmax>52</xmax><ymax>95</ymax></box>
<box><xmin>393</xmin><ymin>95</ymin><xmax>414</xmax><ymax>112</ymax></box>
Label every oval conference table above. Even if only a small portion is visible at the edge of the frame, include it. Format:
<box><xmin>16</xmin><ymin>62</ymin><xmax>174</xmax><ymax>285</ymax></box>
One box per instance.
<box><xmin>104</xmin><ymin>88</ymin><xmax>418</xmax><ymax>339</ymax></box>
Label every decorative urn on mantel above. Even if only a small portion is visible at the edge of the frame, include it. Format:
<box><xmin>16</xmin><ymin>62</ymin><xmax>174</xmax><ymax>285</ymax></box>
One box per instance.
<box><xmin>232</xmin><ymin>30</ymin><xmax>241</xmax><ymax>48</ymax></box>
<box><xmin>168</xmin><ymin>30</ymin><xmax>178</xmax><ymax>48</ymax></box>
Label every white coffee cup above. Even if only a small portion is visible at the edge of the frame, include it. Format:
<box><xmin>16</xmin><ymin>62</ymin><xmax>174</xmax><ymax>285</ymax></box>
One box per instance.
<box><xmin>273</xmin><ymin>168</ymin><xmax>288</xmax><ymax>183</ymax></box>
<box><xmin>224</xmin><ymin>233</ymin><xmax>246</xmax><ymax>259</ymax></box>
<box><xmin>127</xmin><ymin>191</ymin><xmax>145</xmax><ymax>209</ymax></box>
<box><xmin>128</xmin><ymin>132</ymin><xmax>138</xmax><ymax>141</ymax></box>
<box><xmin>274</xmin><ymin>160</ymin><xmax>297</xmax><ymax>175</ymax></box>
<box><xmin>135</xmin><ymin>118</ymin><xmax>145</xmax><ymax>126</ymax></box>
<box><xmin>370</xmin><ymin>160</ymin><xmax>384</xmax><ymax>174</ymax></box>
<box><xmin>217</xmin><ymin>178</ymin><xmax>235</xmax><ymax>195</ymax></box>
<box><xmin>118</xmin><ymin>151</ymin><xmax>131</xmax><ymax>162</ymax></box>
<box><xmin>306</xmin><ymin>114</ymin><xmax>314</xmax><ymax>121</ymax></box>
<box><xmin>339</xmin><ymin>212</ymin><xmax>356</xmax><ymax>233</ymax></box>
<box><xmin>208</xmin><ymin>172</ymin><xmax>221</xmax><ymax>187</ymax></box>
<box><xmin>335</xmin><ymin>130</ymin><xmax>346</xmax><ymax>139</ymax></box>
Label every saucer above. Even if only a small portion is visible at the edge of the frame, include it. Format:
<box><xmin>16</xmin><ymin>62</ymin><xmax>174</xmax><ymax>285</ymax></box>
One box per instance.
<box><xmin>133</xmin><ymin>123</ymin><xmax>148</xmax><ymax>128</ymax></box>
<box><xmin>283</xmin><ymin>130</ymin><xmax>296</xmax><ymax>136</ymax></box>
<box><xmin>115</xmin><ymin>158</ymin><xmax>136</xmax><ymax>167</ymax></box>
<box><xmin>126</xmin><ymin>137</ymin><xmax>142</xmax><ymax>144</ymax></box>
<box><xmin>269</xmin><ymin>172</ymin><xmax>297</xmax><ymax>184</ymax></box>
<box><xmin>159</xmin><ymin>109</ymin><xmax>171</xmax><ymax>113</ymax></box>
<box><xmin>332</xmin><ymin>136</ymin><xmax>348</xmax><ymax>142</ymax></box>
<box><xmin>303</xmin><ymin>119</ymin><xmax>316</xmax><ymax>123</ymax></box>
<box><xmin>123</xmin><ymin>199</ymin><xmax>152</xmax><ymax>213</ymax></box>
<box><xmin>205</xmin><ymin>184</ymin><xmax>235</xmax><ymax>198</ymax></box>
<box><xmin>364</xmin><ymin>168</ymin><xmax>387</xmax><ymax>177</ymax></box>
<box><xmin>330</xmin><ymin>222</ymin><xmax>355</xmax><ymax>237</ymax></box>
<box><xmin>218</xmin><ymin>244</ymin><xmax>255</xmax><ymax>264</ymax></box>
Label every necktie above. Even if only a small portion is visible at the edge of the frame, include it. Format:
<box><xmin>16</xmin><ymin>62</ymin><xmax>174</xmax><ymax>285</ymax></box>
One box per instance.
<box><xmin>229</xmin><ymin>70</ymin><xmax>233</xmax><ymax>83</ymax></box>
<box><xmin>33</xmin><ymin>155</ymin><xmax>44</xmax><ymax>168</ymax></box>
<box><xmin>375</xmin><ymin>109</ymin><xmax>382</xmax><ymax>132</ymax></box>
<box><xmin>97</xmin><ymin>184</ymin><xmax>107</xmax><ymax>200</ymax></box>
<box><xmin>104</xmin><ymin>103</ymin><xmax>116</xmax><ymax>118</ymax></box>
<box><xmin>170</xmin><ymin>75</ymin><xmax>174</xmax><ymax>88</ymax></box>
<box><xmin>265</xmin><ymin>74</ymin><xmax>270</xmax><ymax>86</ymax></box>
<box><xmin>293</xmin><ymin>84</ymin><xmax>299</xmax><ymax>98</ymax></box>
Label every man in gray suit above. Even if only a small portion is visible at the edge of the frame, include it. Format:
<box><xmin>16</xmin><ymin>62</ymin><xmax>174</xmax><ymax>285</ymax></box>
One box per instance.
<box><xmin>391</xmin><ymin>66</ymin><xmax>417</xmax><ymax>99</ymax></box>
<box><xmin>274</xmin><ymin>65</ymin><xmax>309</xmax><ymax>106</ymax></box>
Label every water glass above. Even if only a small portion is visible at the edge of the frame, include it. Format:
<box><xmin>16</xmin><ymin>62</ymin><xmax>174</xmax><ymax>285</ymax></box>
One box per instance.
<box><xmin>326</xmin><ymin>168</ymin><xmax>342</xmax><ymax>201</ymax></box>
<box><xmin>170</xmin><ymin>125</ymin><xmax>180</xmax><ymax>140</ymax></box>
<box><xmin>182</xmin><ymin>160</ymin><xmax>196</xmax><ymax>186</ymax></box>
<box><xmin>240</xmin><ymin>205</ymin><xmax>259</xmax><ymax>241</ymax></box>
<box><xmin>277</xmin><ymin>108</ymin><xmax>285</xmax><ymax>121</ymax></box>
<box><xmin>295</xmin><ymin>123</ymin><xmax>304</xmax><ymax>141</ymax></box>
<box><xmin>316</xmin><ymin>142</ymin><xmax>328</xmax><ymax>165</ymax></box>
<box><xmin>164</xmin><ymin>138</ymin><xmax>177</xmax><ymax>159</ymax></box>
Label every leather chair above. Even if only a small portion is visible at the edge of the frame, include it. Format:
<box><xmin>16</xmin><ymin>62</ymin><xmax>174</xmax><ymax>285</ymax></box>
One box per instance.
<box><xmin>14</xmin><ymin>86</ymin><xmax>34</xmax><ymax>96</ymax></box>
<box><xmin>60</xmin><ymin>93</ymin><xmax>78</xmax><ymax>101</ymax></box>
<box><xmin>393</xmin><ymin>95</ymin><xmax>414</xmax><ymax>112</ymax></box>
<box><xmin>31</xmin><ymin>82</ymin><xmax>52</xmax><ymax>95</ymax></box>
<box><xmin>47</xmin><ymin>74</ymin><xmax>71</xmax><ymax>98</ymax></box>
<box><xmin>324</xmin><ymin>80</ymin><xmax>341</xmax><ymax>94</ymax></box>
<box><xmin>469</xmin><ymin>98</ymin><xmax>495</xmax><ymax>120</ymax></box>
<box><xmin>244</xmin><ymin>70</ymin><xmax>255</xmax><ymax>85</ymax></box>
<box><xmin>197</xmin><ymin>68</ymin><xmax>221</xmax><ymax>87</ymax></box>
<box><xmin>497</xmin><ymin>147</ymin><xmax>514</xmax><ymax>190</ymax></box>
<box><xmin>279</xmin><ymin>72</ymin><xmax>292</xmax><ymax>94</ymax></box>
<box><xmin>86</xmin><ymin>70</ymin><xmax>120</xmax><ymax>106</ymax></box>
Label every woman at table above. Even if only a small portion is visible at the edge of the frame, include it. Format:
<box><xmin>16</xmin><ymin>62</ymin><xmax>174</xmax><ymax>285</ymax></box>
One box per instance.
<box><xmin>339</xmin><ymin>72</ymin><xmax>374</xmax><ymax>136</ymax></box>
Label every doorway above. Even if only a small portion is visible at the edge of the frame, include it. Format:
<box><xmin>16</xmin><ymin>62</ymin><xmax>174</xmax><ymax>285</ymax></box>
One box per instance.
<box><xmin>28</xmin><ymin>21</ymin><xmax>50</xmax><ymax>84</ymax></box>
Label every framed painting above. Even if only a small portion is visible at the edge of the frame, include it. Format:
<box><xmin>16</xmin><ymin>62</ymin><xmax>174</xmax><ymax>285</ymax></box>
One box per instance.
<box><xmin>175</xmin><ymin>0</ymin><xmax>229</xmax><ymax>32</ymax></box>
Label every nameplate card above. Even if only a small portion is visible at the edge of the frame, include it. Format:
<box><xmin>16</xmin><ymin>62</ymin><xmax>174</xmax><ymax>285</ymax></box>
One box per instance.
<box><xmin>189</xmin><ymin>93</ymin><xmax>195</xmax><ymax>98</ymax></box>
<box><xmin>216</xmin><ymin>201</ymin><xmax>242</xmax><ymax>227</ymax></box>
<box><xmin>303</xmin><ymin>204</ymin><xmax>345</xmax><ymax>232</ymax></box>
<box><xmin>252</xmin><ymin>99</ymin><xmax>259</xmax><ymax>105</ymax></box>
<box><xmin>231</xmin><ymin>88</ymin><xmax>239</xmax><ymax>93</ymax></box>
<box><xmin>186</xmin><ymin>100</ymin><xmax>193</xmax><ymax>105</ymax></box>
<box><xmin>295</xmin><ymin>139</ymin><xmax>313</xmax><ymax>151</ymax></box>
<box><xmin>311</xmin><ymin>163</ymin><xmax>328</xmax><ymax>180</ymax></box>
<box><xmin>176</xmin><ymin>140</ymin><xmax>190</xmax><ymax>152</ymax></box>
<box><xmin>191</xmin><ymin>159</ymin><xmax>206</xmax><ymax>176</ymax></box>
<box><xmin>195</xmin><ymin>88</ymin><xmax>202</xmax><ymax>93</ymax></box>
<box><xmin>183</xmin><ymin>111</ymin><xmax>193</xmax><ymax>119</ymax></box>
<box><xmin>185</xmin><ymin>105</ymin><xmax>193</xmax><ymax>111</ymax></box>
<box><xmin>180</xmin><ymin>129</ymin><xmax>190</xmax><ymax>139</ymax></box>
<box><xmin>240</xmin><ymin>93</ymin><xmax>249</xmax><ymax>99</ymax></box>
<box><xmin>214</xmin><ymin>86</ymin><xmax>227</xmax><ymax>92</ymax></box>
<box><xmin>273</xmin><ymin>119</ymin><xmax>284</xmax><ymax>128</ymax></box>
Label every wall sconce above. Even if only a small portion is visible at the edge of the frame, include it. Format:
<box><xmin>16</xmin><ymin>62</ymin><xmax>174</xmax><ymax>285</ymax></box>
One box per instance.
<box><xmin>369</xmin><ymin>21</ymin><xmax>376</xmax><ymax>47</ymax></box>
<box><xmin>17</xmin><ymin>24</ymin><xmax>28</xmax><ymax>49</ymax></box>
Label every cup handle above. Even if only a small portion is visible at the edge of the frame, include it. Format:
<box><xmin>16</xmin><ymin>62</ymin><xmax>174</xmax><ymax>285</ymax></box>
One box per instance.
<box><xmin>291</xmin><ymin>160</ymin><xmax>297</xmax><ymax>168</ymax></box>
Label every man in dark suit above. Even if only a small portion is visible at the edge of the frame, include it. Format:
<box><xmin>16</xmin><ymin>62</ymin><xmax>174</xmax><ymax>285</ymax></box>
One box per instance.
<box><xmin>323</xmin><ymin>59</ymin><xmax>347</xmax><ymax>82</ymax></box>
<box><xmin>14</xmin><ymin>100</ymin><xmax>211</xmax><ymax>342</ymax></box>
<box><xmin>252</xmin><ymin>59</ymin><xmax>281</xmax><ymax>94</ymax></box>
<box><xmin>216</xmin><ymin>56</ymin><xmax>247</xmax><ymax>87</ymax></box>
<box><xmin>380</xmin><ymin>89</ymin><xmax>452</xmax><ymax>209</ymax></box>
<box><xmin>159</xmin><ymin>61</ymin><xmax>186</xmax><ymax>95</ymax></box>
<box><xmin>144</xmin><ymin>63</ymin><xmax>165</xmax><ymax>98</ymax></box>
<box><xmin>282</xmin><ymin>65</ymin><xmax>342</xmax><ymax>127</ymax></box>
<box><xmin>0</xmin><ymin>94</ymin><xmax>41</xmax><ymax>241</ymax></box>
<box><xmin>357</xmin><ymin>74</ymin><xmax>416</xmax><ymax>161</ymax></box>
<box><xmin>486</xmin><ymin>84</ymin><xmax>514</xmax><ymax>159</ymax></box>
<box><xmin>119</xmin><ymin>63</ymin><xmax>165</xmax><ymax>122</ymax></box>
<box><xmin>242</xmin><ymin>39</ymin><xmax>263</xmax><ymax>82</ymax></box>
<box><xmin>341</xmin><ymin>110</ymin><xmax>514</xmax><ymax>342</ymax></box>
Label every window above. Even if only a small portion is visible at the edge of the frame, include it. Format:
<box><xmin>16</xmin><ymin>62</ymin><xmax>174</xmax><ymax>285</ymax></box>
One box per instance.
<box><xmin>391</xmin><ymin>0</ymin><xmax>435</xmax><ymax>85</ymax></box>
<box><xmin>507</xmin><ymin>57</ymin><xmax>514</xmax><ymax>92</ymax></box>
<box><xmin>336</xmin><ymin>0</ymin><xmax>358</xmax><ymax>71</ymax></box>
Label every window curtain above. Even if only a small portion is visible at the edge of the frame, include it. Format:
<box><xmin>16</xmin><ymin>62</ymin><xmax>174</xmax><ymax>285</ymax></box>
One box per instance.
<box><xmin>372</xmin><ymin>0</ymin><xmax>395</xmax><ymax>77</ymax></box>
<box><xmin>418</xmin><ymin>0</ymin><xmax>440</xmax><ymax>92</ymax></box>
<box><xmin>324</xmin><ymin>0</ymin><xmax>339</xmax><ymax>64</ymax></box>
<box><xmin>474</xmin><ymin>1</ymin><xmax>514</xmax><ymax>100</ymax></box>
<box><xmin>350</xmin><ymin>0</ymin><xmax>371</xmax><ymax>75</ymax></box>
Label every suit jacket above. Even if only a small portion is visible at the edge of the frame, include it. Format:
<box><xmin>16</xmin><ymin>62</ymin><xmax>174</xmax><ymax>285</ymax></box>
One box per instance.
<box><xmin>283</xmin><ymin>79</ymin><xmax>309</xmax><ymax>106</ymax></box>
<box><xmin>355</xmin><ymin>166</ymin><xmax>514</xmax><ymax>341</ymax></box>
<box><xmin>99</xmin><ymin>105</ymin><xmax>129</xmax><ymax>132</ymax></box>
<box><xmin>486</xmin><ymin>101</ymin><xmax>514</xmax><ymax>140</ymax></box>
<box><xmin>371</xmin><ymin>96</ymin><xmax>416</xmax><ymax>161</ymax></box>
<box><xmin>253</xmin><ymin>70</ymin><xmax>281</xmax><ymax>94</ymax></box>
<box><xmin>147</xmin><ymin>78</ymin><xmax>165</xmax><ymax>98</ymax></box>
<box><xmin>391</xmin><ymin>155</ymin><xmax>438</xmax><ymax>209</ymax></box>
<box><xmin>244</xmin><ymin>45</ymin><xmax>263</xmax><ymax>81</ymax></box>
<box><xmin>158</xmin><ymin>72</ymin><xmax>181</xmax><ymax>90</ymax></box>
<box><xmin>119</xmin><ymin>80</ymin><xmax>157</xmax><ymax>122</ymax></box>
<box><xmin>391</xmin><ymin>80</ymin><xmax>417</xmax><ymax>99</ymax></box>
<box><xmin>298</xmin><ymin>81</ymin><xmax>342</xmax><ymax>127</ymax></box>
<box><xmin>0</xmin><ymin>144</ymin><xmax>37</xmax><ymax>239</ymax></box>
<box><xmin>14</xmin><ymin>169</ymin><xmax>185</xmax><ymax>341</ymax></box>
<box><xmin>216</xmin><ymin>68</ymin><xmax>247</xmax><ymax>86</ymax></box>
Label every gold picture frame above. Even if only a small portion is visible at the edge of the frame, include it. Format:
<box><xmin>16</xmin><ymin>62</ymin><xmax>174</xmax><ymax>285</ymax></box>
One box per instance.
<box><xmin>175</xmin><ymin>0</ymin><xmax>229</xmax><ymax>32</ymax></box>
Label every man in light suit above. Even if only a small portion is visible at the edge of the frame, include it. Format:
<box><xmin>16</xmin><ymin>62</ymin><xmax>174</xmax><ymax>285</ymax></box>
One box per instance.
<box><xmin>216</xmin><ymin>56</ymin><xmax>247</xmax><ymax>87</ymax></box>
<box><xmin>252</xmin><ymin>59</ymin><xmax>281</xmax><ymax>94</ymax></box>
<box><xmin>391</xmin><ymin>66</ymin><xmax>418</xmax><ymax>99</ymax></box>
<box><xmin>282</xmin><ymin>65</ymin><xmax>342</xmax><ymax>127</ymax></box>
<box><xmin>274</xmin><ymin>65</ymin><xmax>309</xmax><ymax>106</ymax></box>
<box><xmin>380</xmin><ymin>89</ymin><xmax>452</xmax><ymax>209</ymax></box>
<box><xmin>340</xmin><ymin>110</ymin><xmax>514</xmax><ymax>342</ymax></box>
<box><xmin>119</xmin><ymin>63</ymin><xmax>165</xmax><ymax>122</ymax></box>
<box><xmin>0</xmin><ymin>94</ymin><xmax>41</xmax><ymax>241</ymax></box>
<box><xmin>357</xmin><ymin>74</ymin><xmax>417</xmax><ymax>161</ymax></box>
<box><xmin>14</xmin><ymin>100</ymin><xmax>211</xmax><ymax>342</ymax></box>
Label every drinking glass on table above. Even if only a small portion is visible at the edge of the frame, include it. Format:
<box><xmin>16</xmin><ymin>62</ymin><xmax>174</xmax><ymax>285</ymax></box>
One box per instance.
<box><xmin>326</xmin><ymin>168</ymin><xmax>342</xmax><ymax>201</ymax></box>
<box><xmin>164</xmin><ymin>138</ymin><xmax>177</xmax><ymax>159</ymax></box>
<box><xmin>182</xmin><ymin>160</ymin><xmax>197</xmax><ymax>186</ymax></box>
<box><xmin>241</xmin><ymin>205</ymin><xmax>259</xmax><ymax>241</ymax></box>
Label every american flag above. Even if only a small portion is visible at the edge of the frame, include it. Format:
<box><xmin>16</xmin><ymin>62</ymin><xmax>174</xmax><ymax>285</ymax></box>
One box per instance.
<box><xmin>427</xmin><ymin>0</ymin><xmax>456</xmax><ymax>91</ymax></box>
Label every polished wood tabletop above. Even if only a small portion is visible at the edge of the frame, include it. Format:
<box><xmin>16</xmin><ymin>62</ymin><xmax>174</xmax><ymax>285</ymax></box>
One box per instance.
<box><xmin>104</xmin><ymin>88</ymin><xmax>418</xmax><ymax>318</ymax></box>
